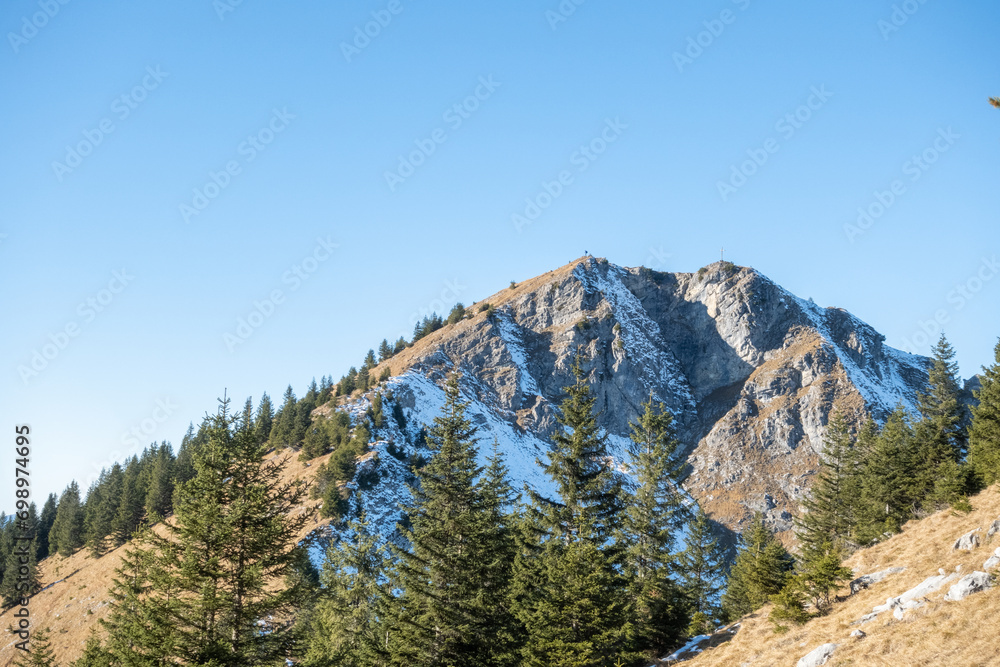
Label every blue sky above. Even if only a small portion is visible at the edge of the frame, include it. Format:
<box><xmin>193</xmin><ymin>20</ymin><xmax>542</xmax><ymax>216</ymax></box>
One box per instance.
<box><xmin>2</xmin><ymin>0</ymin><xmax>998</xmax><ymax>505</ymax></box>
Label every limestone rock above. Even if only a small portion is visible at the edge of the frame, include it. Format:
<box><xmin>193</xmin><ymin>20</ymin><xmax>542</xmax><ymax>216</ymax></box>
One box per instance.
<box><xmin>944</xmin><ymin>571</ymin><xmax>993</xmax><ymax>602</ymax></box>
<box><xmin>987</xmin><ymin>517</ymin><xmax>1000</xmax><ymax>538</ymax></box>
<box><xmin>797</xmin><ymin>643</ymin><xmax>838</xmax><ymax>667</ymax></box>
<box><xmin>855</xmin><ymin>572</ymin><xmax>958</xmax><ymax>624</ymax></box>
<box><xmin>850</xmin><ymin>566</ymin><xmax>905</xmax><ymax>594</ymax></box>
<box><xmin>850</xmin><ymin>629</ymin><xmax>866</xmax><ymax>640</ymax></box>
<box><xmin>984</xmin><ymin>547</ymin><xmax>1000</xmax><ymax>571</ymax></box>
<box><xmin>953</xmin><ymin>528</ymin><xmax>981</xmax><ymax>551</ymax></box>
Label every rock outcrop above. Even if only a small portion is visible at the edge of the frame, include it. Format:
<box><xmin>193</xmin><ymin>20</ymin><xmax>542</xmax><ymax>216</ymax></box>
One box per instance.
<box><xmin>944</xmin><ymin>572</ymin><xmax>993</xmax><ymax>602</ymax></box>
<box><xmin>952</xmin><ymin>528</ymin><xmax>981</xmax><ymax>551</ymax></box>
<box><xmin>359</xmin><ymin>258</ymin><xmax>930</xmax><ymax>542</ymax></box>
<box><xmin>849</xmin><ymin>566</ymin><xmax>905</xmax><ymax>594</ymax></box>
<box><xmin>797</xmin><ymin>643</ymin><xmax>838</xmax><ymax>667</ymax></box>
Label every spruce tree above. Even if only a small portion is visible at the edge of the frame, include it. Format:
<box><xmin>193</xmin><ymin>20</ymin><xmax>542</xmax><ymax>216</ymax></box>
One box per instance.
<box><xmin>378</xmin><ymin>339</ymin><xmax>394</xmax><ymax>362</ymax></box>
<box><xmin>621</xmin><ymin>396</ymin><xmax>689</xmax><ymax>659</ymax></box>
<box><xmin>1</xmin><ymin>536</ymin><xmax>40</xmax><ymax>607</ymax></box>
<box><xmin>720</xmin><ymin>514</ymin><xmax>794</xmax><ymax>621</ymax></box>
<box><xmin>255</xmin><ymin>393</ymin><xmax>274</xmax><ymax>444</ymax></box>
<box><xmin>101</xmin><ymin>396</ymin><xmax>310</xmax><ymax>666</ymax></box>
<box><xmin>13</xmin><ymin>626</ymin><xmax>57</xmax><ymax>667</ymax></box>
<box><xmin>678</xmin><ymin>508</ymin><xmax>728</xmax><ymax>635</ymax></box>
<box><xmin>112</xmin><ymin>457</ymin><xmax>146</xmax><ymax>547</ymax></box>
<box><xmin>50</xmin><ymin>481</ymin><xmax>85</xmax><ymax>557</ymax></box>
<box><xmin>72</xmin><ymin>632</ymin><xmax>114</xmax><ymax>667</ymax></box>
<box><xmin>392</xmin><ymin>373</ymin><xmax>518</xmax><ymax>666</ymax></box>
<box><xmin>917</xmin><ymin>334</ymin><xmax>969</xmax><ymax>460</ymax></box>
<box><xmin>303</xmin><ymin>515</ymin><xmax>394</xmax><ymax>667</ymax></box>
<box><xmin>798</xmin><ymin>411</ymin><xmax>857</xmax><ymax>553</ymax></box>
<box><xmin>856</xmin><ymin>407</ymin><xmax>917</xmax><ymax>543</ymax></box>
<box><xmin>36</xmin><ymin>493</ymin><xmax>58</xmax><ymax>561</ymax></box>
<box><xmin>968</xmin><ymin>339</ymin><xmax>1000</xmax><ymax>486</ymax></box>
<box><xmin>269</xmin><ymin>385</ymin><xmax>299</xmax><ymax>449</ymax></box>
<box><xmin>512</xmin><ymin>355</ymin><xmax>629</xmax><ymax>666</ymax></box>
<box><xmin>144</xmin><ymin>443</ymin><xmax>175</xmax><ymax>521</ymax></box>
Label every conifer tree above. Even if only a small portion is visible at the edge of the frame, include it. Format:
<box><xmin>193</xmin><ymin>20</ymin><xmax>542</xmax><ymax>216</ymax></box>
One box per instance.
<box><xmin>968</xmin><ymin>339</ymin><xmax>1000</xmax><ymax>486</ymax></box>
<box><xmin>798</xmin><ymin>412</ymin><xmax>857</xmax><ymax>553</ymax></box>
<box><xmin>512</xmin><ymin>355</ymin><xmax>629</xmax><ymax>666</ymax></box>
<box><xmin>144</xmin><ymin>443</ymin><xmax>175</xmax><ymax>521</ymax></box>
<box><xmin>1</xmin><ymin>536</ymin><xmax>40</xmax><ymax>607</ymax></box>
<box><xmin>269</xmin><ymin>385</ymin><xmax>299</xmax><ymax>449</ymax></box>
<box><xmin>72</xmin><ymin>632</ymin><xmax>114</xmax><ymax>667</ymax></box>
<box><xmin>303</xmin><ymin>515</ymin><xmax>394</xmax><ymax>667</ymax></box>
<box><xmin>101</xmin><ymin>396</ymin><xmax>310</xmax><ymax>666</ymax></box>
<box><xmin>174</xmin><ymin>423</ymin><xmax>198</xmax><ymax>486</ymax></box>
<box><xmin>720</xmin><ymin>514</ymin><xmax>794</xmax><ymax>621</ymax></box>
<box><xmin>678</xmin><ymin>508</ymin><xmax>728</xmax><ymax>635</ymax></box>
<box><xmin>917</xmin><ymin>334</ymin><xmax>969</xmax><ymax>461</ymax></box>
<box><xmin>112</xmin><ymin>457</ymin><xmax>146</xmax><ymax>546</ymax></box>
<box><xmin>378</xmin><ymin>339</ymin><xmax>394</xmax><ymax>362</ymax></box>
<box><xmin>393</xmin><ymin>337</ymin><xmax>407</xmax><ymax>354</ymax></box>
<box><xmin>50</xmin><ymin>481</ymin><xmax>85</xmax><ymax>557</ymax></box>
<box><xmin>392</xmin><ymin>373</ymin><xmax>518</xmax><ymax>666</ymax></box>
<box><xmin>84</xmin><ymin>464</ymin><xmax>123</xmax><ymax>556</ymax></box>
<box><xmin>255</xmin><ymin>393</ymin><xmax>274</xmax><ymax>444</ymax></box>
<box><xmin>622</xmin><ymin>396</ymin><xmax>689</xmax><ymax>658</ymax></box>
<box><xmin>856</xmin><ymin>407</ymin><xmax>917</xmax><ymax>543</ymax></box>
<box><xmin>36</xmin><ymin>493</ymin><xmax>58</xmax><ymax>561</ymax></box>
<box><xmin>14</xmin><ymin>627</ymin><xmax>57</xmax><ymax>667</ymax></box>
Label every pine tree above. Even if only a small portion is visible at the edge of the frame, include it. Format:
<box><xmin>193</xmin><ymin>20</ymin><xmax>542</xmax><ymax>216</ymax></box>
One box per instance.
<box><xmin>303</xmin><ymin>515</ymin><xmax>394</xmax><ymax>667</ymax></box>
<box><xmin>393</xmin><ymin>337</ymin><xmax>407</xmax><ymax>354</ymax></box>
<box><xmin>678</xmin><ymin>508</ymin><xmax>728</xmax><ymax>635</ymax></box>
<box><xmin>968</xmin><ymin>339</ymin><xmax>1000</xmax><ymax>486</ymax></box>
<box><xmin>112</xmin><ymin>457</ymin><xmax>146</xmax><ymax>546</ymax></box>
<box><xmin>50</xmin><ymin>481</ymin><xmax>85</xmax><ymax>557</ymax></box>
<box><xmin>791</xmin><ymin>542</ymin><xmax>853</xmax><ymax>613</ymax></box>
<box><xmin>856</xmin><ymin>407</ymin><xmax>917</xmax><ymax>543</ymax></box>
<box><xmin>917</xmin><ymin>334</ymin><xmax>969</xmax><ymax>460</ymax></box>
<box><xmin>1</xmin><ymin>536</ymin><xmax>40</xmax><ymax>607</ymax></box>
<box><xmin>392</xmin><ymin>373</ymin><xmax>518</xmax><ymax>666</ymax></box>
<box><xmin>144</xmin><ymin>443</ymin><xmax>175</xmax><ymax>521</ymax></box>
<box><xmin>720</xmin><ymin>514</ymin><xmax>794</xmax><ymax>621</ymax></box>
<box><xmin>13</xmin><ymin>627</ymin><xmax>57</xmax><ymax>667</ymax></box>
<box><xmin>269</xmin><ymin>385</ymin><xmax>299</xmax><ymax>449</ymax></box>
<box><xmin>174</xmin><ymin>423</ymin><xmax>198</xmax><ymax>486</ymax></box>
<box><xmin>621</xmin><ymin>396</ymin><xmax>689</xmax><ymax>658</ymax></box>
<box><xmin>102</xmin><ymin>396</ymin><xmax>311</xmax><ymax>666</ymax></box>
<box><xmin>362</xmin><ymin>350</ymin><xmax>377</xmax><ymax>371</ymax></box>
<box><xmin>512</xmin><ymin>355</ymin><xmax>629</xmax><ymax>666</ymax></box>
<box><xmin>255</xmin><ymin>393</ymin><xmax>274</xmax><ymax>444</ymax></box>
<box><xmin>36</xmin><ymin>493</ymin><xmax>58</xmax><ymax>561</ymax></box>
<box><xmin>71</xmin><ymin>632</ymin><xmax>114</xmax><ymax>667</ymax></box>
<box><xmin>798</xmin><ymin>411</ymin><xmax>857</xmax><ymax>553</ymax></box>
<box><xmin>447</xmin><ymin>303</ymin><xmax>466</xmax><ymax>325</ymax></box>
<box><xmin>378</xmin><ymin>339</ymin><xmax>394</xmax><ymax>362</ymax></box>
<box><xmin>84</xmin><ymin>464</ymin><xmax>123</xmax><ymax>557</ymax></box>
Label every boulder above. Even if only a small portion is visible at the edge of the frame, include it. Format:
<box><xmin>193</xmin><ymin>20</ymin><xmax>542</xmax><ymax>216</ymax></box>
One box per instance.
<box><xmin>944</xmin><ymin>571</ymin><xmax>993</xmax><ymax>602</ymax></box>
<box><xmin>892</xmin><ymin>598</ymin><xmax>924</xmax><ymax>620</ymax></box>
<box><xmin>988</xmin><ymin>517</ymin><xmax>1000</xmax><ymax>538</ymax></box>
<box><xmin>953</xmin><ymin>528</ymin><xmax>981</xmax><ymax>551</ymax></box>
<box><xmin>849</xmin><ymin>566</ymin><xmax>906</xmax><ymax>594</ymax></box>
<box><xmin>797</xmin><ymin>643</ymin><xmax>838</xmax><ymax>667</ymax></box>
<box><xmin>984</xmin><ymin>547</ymin><xmax>1000</xmax><ymax>571</ymax></box>
<box><xmin>849</xmin><ymin>629</ymin><xmax>866</xmax><ymax>640</ymax></box>
<box><xmin>854</xmin><ymin>572</ymin><xmax>959</xmax><ymax>624</ymax></box>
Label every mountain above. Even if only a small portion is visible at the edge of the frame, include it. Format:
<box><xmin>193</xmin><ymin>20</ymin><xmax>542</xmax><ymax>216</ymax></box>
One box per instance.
<box><xmin>338</xmin><ymin>256</ymin><xmax>929</xmax><ymax>544</ymax></box>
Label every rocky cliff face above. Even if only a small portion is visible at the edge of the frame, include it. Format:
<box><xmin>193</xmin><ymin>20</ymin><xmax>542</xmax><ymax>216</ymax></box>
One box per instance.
<box><xmin>341</xmin><ymin>257</ymin><xmax>929</xmax><ymax>543</ymax></box>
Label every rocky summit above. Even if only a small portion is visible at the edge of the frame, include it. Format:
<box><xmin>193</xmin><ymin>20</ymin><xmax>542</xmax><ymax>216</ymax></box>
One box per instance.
<box><xmin>343</xmin><ymin>257</ymin><xmax>930</xmax><ymax>543</ymax></box>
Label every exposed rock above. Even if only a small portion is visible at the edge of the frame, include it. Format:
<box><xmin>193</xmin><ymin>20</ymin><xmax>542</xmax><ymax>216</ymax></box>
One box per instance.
<box><xmin>892</xmin><ymin>598</ymin><xmax>925</xmax><ymax>620</ymax></box>
<box><xmin>850</xmin><ymin>566</ymin><xmax>905</xmax><ymax>594</ymax></box>
<box><xmin>987</xmin><ymin>517</ymin><xmax>1000</xmax><ymax>538</ymax></box>
<box><xmin>944</xmin><ymin>571</ymin><xmax>993</xmax><ymax>602</ymax></box>
<box><xmin>370</xmin><ymin>259</ymin><xmax>931</xmax><ymax>544</ymax></box>
<box><xmin>984</xmin><ymin>547</ymin><xmax>1000</xmax><ymax>571</ymax></box>
<box><xmin>855</xmin><ymin>572</ymin><xmax>959</xmax><ymax>624</ymax></box>
<box><xmin>797</xmin><ymin>643</ymin><xmax>838</xmax><ymax>667</ymax></box>
<box><xmin>953</xmin><ymin>528</ymin><xmax>981</xmax><ymax>551</ymax></box>
<box><xmin>850</xmin><ymin>629</ymin><xmax>866</xmax><ymax>640</ymax></box>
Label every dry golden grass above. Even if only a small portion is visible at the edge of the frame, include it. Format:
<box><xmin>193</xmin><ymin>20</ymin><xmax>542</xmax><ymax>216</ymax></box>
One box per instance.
<box><xmin>0</xmin><ymin>449</ymin><xmax>330</xmax><ymax>666</ymax></box>
<box><xmin>687</xmin><ymin>485</ymin><xmax>1000</xmax><ymax>667</ymax></box>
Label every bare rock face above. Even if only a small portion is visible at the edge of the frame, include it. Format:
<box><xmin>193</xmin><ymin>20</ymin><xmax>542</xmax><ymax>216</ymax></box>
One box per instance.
<box><xmin>375</xmin><ymin>258</ymin><xmax>930</xmax><ymax>542</ymax></box>
<box><xmin>797</xmin><ymin>643</ymin><xmax>838</xmax><ymax>667</ymax></box>
<box><xmin>953</xmin><ymin>528</ymin><xmax>982</xmax><ymax>551</ymax></box>
<box><xmin>943</xmin><ymin>571</ymin><xmax>993</xmax><ymax>602</ymax></box>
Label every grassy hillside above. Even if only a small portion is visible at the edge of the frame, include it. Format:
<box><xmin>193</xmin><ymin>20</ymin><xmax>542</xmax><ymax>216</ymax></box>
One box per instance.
<box><xmin>0</xmin><ymin>449</ymin><xmax>330</xmax><ymax>666</ymax></box>
<box><xmin>685</xmin><ymin>485</ymin><xmax>1000</xmax><ymax>667</ymax></box>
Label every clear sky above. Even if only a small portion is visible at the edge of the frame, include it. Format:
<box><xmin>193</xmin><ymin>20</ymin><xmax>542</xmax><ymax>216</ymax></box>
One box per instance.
<box><xmin>2</xmin><ymin>0</ymin><xmax>998</xmax><ymax>506</ymax></box>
